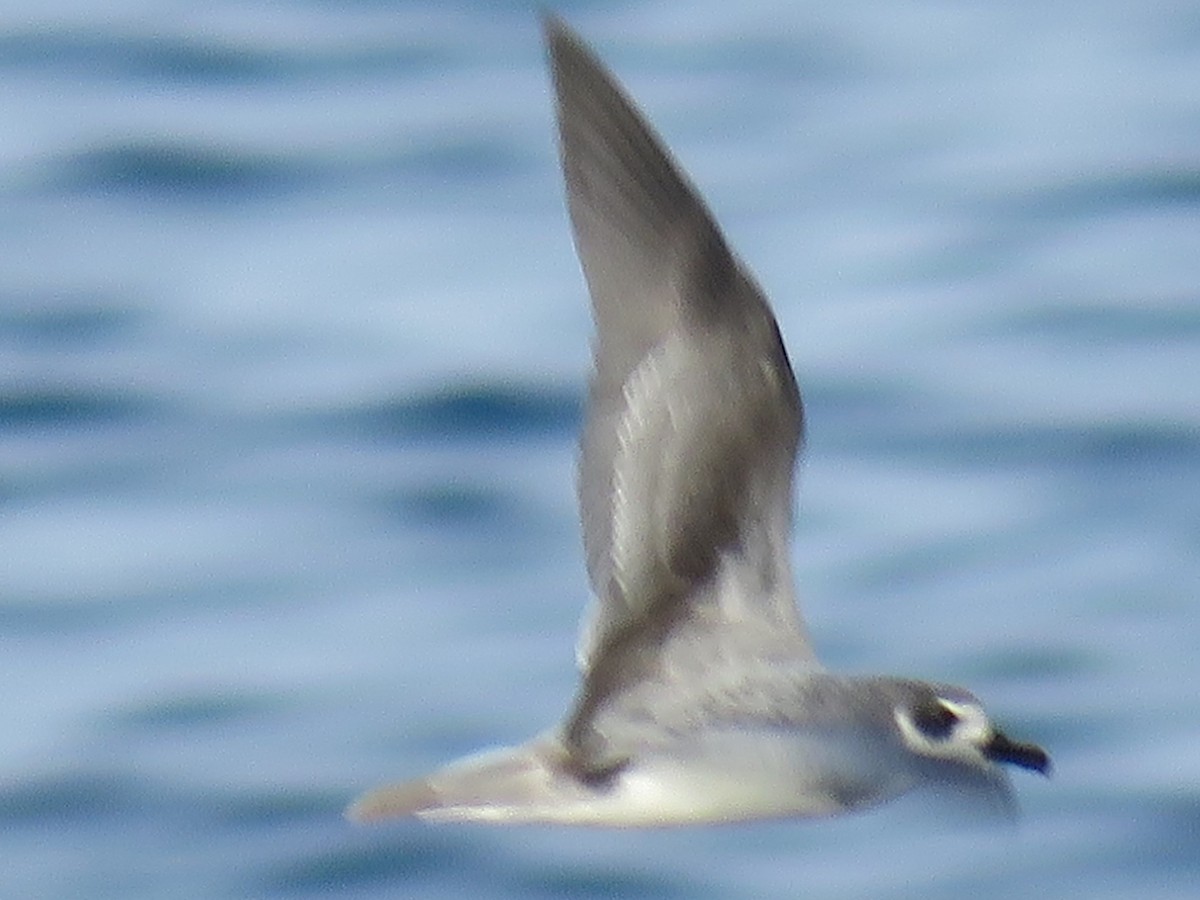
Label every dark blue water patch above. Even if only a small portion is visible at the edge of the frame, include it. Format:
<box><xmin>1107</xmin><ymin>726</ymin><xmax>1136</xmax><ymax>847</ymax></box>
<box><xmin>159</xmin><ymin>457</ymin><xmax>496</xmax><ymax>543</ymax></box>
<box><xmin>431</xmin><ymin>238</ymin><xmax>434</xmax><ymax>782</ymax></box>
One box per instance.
<box><xmin>1</xmin><ymin>449</ymin><xmax>167</xmax><ymax>508</ymax></box>
<box><xmin>0</xmin><ymin>575</ymin><xmax>305</xmax><ymax>637</ymax></box>
<box><xmin>0</xmin><ymin>29</ymin><xmax>278</xmax><ymax>83</ymax></box>
<box><xmin>1070</xmin><ymin>422</ymin><xmax>1200</xmax><ymax>467</ymax></box>
<box><xmin>259</xmin><ymin>831</ymin><xmax>485</xmax><ymax>895</ymax></box>
<box><xmin>0</xmin><ymin>770</ymin><xmax>142</xmax><ymax>825</ymax></box>
<box><xmin>210</xmin><ymin>790</ymin><xmax>341</xmax><ymax>830</ymax></box>
<box><xmin>377</xmin><ymin>482</ymin><xmax>525</xmax><ymax>528</ymax></box>
<box><xmin>327</xmin><ymin>382</ymin><xmax>581</xmax><ymax>443</ymax></box>
<box><xmin>1082</xmin><ymin>793</ymin><xmax>1200</xmax><ymax>882</ymax></box>
<box><xmin>388</xmin><ymin>133</ymin><xmax>535</xmax><ymax>185</ymax></box>
<box><xmin>837</xmin><ymin>419</ymin><xmax>1200</xmax><ymax>470</ymax></box>
<box><xmin>1132</xmin><ymin>795</ymin><xmax>1200</xmax><ymax>876</ymax></box>
<box><xmin>0</xmin><ymin>599</ymin><xmax>113</xmax><ymax>636</ymax></box>
<box><xmin>0</xmin><ymin>599</ymin><xmax>143</xmax><ymax>636</ymax></box>
<box><xmin>0</xmin><ymin>28</ymin><xmax>455</xmax><ymax>85</ymax></box>
<box><xmin>968</xmin><ymin>646</ymin><xmax>1103</xmax><ymax>683</ymax></box>
<box><xmin>502</xmin><ymin>864</ymin><xmax>700</xmax><ymax>900</ymax></box>
<box><xmin>803</xmin><ymin>378</ymin><xmax>919</xmax><ymax>431</ymax></box>
<box><xmin>107</xmin><ymin>689</ymin><xmax>285</xmax><ymax>733</ymax></box>
<box><xmin>694</xmin><ymin>32</ymin><xmax>857</xmax><ymax>84</ymax></box>
<box><xmin>0</xmin><ymin>387</ymin><xmax>162</xmax><ymax>429</ymax></box>
<box><xmin>993</xmin><ymin>302</ymin><xmax>1200</xmax><ymax>343</ymax></box>
<box><xmin>0</xmin><ymin>295</ymin><xmax>146</xmax><ymax>346</ymax></box>
<box><xmin>1003</xmin><ymin>166</ymin><xmax>1200</xmax><ymax>223</ymax></box>
<box><xmin>53</xmin><ymin>142</ymin><xmax>316</xmax><ymax>202</ymax></box>
<box><xmin>0</xmin><ymin>767</ymin><xmax>345</xmax><ymax>865</ymax></box>
<box><xmin>839</xmin><ymin>533</ymin><xmax>1022</xmax><ymax>595</ymax></box>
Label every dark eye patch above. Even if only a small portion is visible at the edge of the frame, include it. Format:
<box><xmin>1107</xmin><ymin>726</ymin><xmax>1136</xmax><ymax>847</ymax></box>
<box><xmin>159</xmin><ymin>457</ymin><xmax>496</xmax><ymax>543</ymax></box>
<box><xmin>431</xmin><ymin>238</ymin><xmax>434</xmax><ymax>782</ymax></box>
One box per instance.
<box><xmin>912</xmin><ymin>699</ymin><xmax>959</xmax><ymax>740</ymax></box>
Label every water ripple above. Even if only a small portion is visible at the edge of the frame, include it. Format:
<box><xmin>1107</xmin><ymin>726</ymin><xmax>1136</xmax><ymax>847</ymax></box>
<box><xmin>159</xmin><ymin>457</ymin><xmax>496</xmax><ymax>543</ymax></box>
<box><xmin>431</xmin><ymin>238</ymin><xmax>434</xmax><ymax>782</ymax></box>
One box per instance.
<box><xmin>328</xmin><ymin>382</ymin><xmax>580</xmax><ymax>442</ymax></box>
<box><xmin>54</xmin><ymin>142</ymin><xmax>313</xmax><ymax>200</ymax></box>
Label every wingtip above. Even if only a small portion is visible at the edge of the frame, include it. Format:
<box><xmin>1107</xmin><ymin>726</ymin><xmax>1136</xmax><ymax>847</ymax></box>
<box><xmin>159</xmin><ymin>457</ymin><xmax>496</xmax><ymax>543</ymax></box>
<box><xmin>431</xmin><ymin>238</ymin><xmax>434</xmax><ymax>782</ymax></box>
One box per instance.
<box><xmin>540</xmin><ymin>10</ymin><xmax>593</xmax><ymax>68</ymax></box>
<box><xmin>539</xmin><ymin>8</ymin><xmax>569</xmax><ymax>38</ymax></box>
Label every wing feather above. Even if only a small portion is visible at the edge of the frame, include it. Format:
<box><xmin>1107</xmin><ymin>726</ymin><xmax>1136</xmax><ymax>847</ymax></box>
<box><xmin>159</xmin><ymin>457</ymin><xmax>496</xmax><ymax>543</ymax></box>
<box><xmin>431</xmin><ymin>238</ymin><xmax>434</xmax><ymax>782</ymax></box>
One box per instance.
<box><xmin>544</xmin><ymin>17</ymin><xmax>815</xmax><ymax>749</ymax></box>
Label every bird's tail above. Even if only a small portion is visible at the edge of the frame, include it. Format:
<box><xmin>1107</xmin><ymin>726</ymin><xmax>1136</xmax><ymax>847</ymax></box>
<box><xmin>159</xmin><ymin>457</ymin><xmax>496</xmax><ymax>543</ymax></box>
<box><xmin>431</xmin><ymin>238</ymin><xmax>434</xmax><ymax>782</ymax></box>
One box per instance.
<box><xmin>346</xmin><ymin>735</ymin><xmax>595</xmax><ymax>824</ymax></box>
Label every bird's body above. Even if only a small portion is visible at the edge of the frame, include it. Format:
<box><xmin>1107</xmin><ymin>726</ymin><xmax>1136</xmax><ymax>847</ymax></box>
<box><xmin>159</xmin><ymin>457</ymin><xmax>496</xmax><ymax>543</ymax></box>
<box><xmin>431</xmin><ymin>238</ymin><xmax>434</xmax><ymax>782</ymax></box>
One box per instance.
<box><xmin>347</xmin><ymin>14</ymin><xmax>1048</xmax><ymax>828</ymax></box>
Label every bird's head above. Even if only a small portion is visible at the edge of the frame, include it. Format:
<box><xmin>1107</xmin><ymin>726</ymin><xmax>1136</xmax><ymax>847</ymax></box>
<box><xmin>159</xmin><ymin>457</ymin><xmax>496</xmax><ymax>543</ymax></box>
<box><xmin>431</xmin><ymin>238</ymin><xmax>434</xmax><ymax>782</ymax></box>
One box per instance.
<box><xmin>891</xmin><ymin>684</ymin><xmax>1050</xmax><ymax>777</ymax></box>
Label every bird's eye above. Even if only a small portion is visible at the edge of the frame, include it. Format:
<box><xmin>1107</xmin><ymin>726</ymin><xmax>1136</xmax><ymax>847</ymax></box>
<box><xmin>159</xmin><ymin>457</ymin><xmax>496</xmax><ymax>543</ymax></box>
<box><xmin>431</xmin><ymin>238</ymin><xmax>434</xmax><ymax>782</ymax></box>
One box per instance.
<box><xmin>912</xmin><ymin>699</ymin><xmax>959</xmax><ymax>740</ymax></box>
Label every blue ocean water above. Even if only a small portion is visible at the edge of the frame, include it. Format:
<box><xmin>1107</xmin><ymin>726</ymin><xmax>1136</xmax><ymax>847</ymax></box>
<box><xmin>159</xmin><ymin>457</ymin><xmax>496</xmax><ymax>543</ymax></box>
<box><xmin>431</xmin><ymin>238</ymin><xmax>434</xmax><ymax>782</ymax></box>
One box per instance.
<box><xmin>2</xmin><ymin>1</ymin><xmax>1198</xmax><ymax>897</ymax></box>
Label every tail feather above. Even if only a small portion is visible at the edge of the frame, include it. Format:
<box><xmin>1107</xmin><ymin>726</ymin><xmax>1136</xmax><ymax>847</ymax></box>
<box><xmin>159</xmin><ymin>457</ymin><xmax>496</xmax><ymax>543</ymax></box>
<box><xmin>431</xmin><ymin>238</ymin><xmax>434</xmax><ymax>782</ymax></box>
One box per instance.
<box><xmin>346</xmin><ymin>737</ymin><xmax>589</xmax><ymax>824</ymax></box>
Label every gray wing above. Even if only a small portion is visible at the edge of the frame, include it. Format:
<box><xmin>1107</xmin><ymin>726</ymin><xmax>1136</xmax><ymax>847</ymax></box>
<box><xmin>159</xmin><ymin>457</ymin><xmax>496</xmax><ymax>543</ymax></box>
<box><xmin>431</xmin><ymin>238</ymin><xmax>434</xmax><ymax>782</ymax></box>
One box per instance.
<box><xmin>544</xmin><ymin>15</ymin><xmax>815</xmax><ymax>716</ymax></box>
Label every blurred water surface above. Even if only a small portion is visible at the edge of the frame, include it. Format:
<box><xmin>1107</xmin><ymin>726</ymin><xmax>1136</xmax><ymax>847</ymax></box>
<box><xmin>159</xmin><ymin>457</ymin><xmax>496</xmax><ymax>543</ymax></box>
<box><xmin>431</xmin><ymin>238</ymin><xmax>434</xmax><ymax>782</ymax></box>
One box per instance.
<box><xmin>2</xmin><ymin>2</ymin><xmax>1198</xmax><ymax>898</ymax></box>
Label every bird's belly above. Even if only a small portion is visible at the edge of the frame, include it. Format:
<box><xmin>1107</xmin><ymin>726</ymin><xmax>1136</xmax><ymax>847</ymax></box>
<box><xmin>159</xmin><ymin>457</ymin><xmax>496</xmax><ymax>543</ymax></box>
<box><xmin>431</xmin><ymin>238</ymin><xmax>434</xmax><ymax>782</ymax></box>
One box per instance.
<box><xmin>547</xmin><ymin>729</ymin><xmax>909</xmax><ymax>827</ymax></box>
